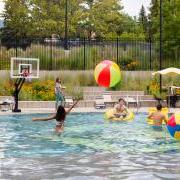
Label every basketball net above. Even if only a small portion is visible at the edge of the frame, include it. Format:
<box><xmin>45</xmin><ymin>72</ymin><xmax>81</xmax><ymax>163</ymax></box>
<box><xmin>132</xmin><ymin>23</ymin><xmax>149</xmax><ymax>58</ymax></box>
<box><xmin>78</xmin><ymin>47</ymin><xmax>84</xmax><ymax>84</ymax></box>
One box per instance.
<box><xmin>21</xmin><ymin>69</ymin><xmax>32</xmax><ymax>82</ymax></box>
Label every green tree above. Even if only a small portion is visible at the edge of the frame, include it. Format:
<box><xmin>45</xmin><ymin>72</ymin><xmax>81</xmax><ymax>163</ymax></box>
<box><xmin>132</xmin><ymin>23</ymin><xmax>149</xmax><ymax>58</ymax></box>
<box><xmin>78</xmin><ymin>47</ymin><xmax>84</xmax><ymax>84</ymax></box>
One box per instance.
<box><xmin>118</xmin><ymin>14</ymin><xmax>146</xmax><ymax>41</ymax></box>
<box><xmin>2</xmin><ymin>0</ymin><xmax>83</xmax><ymax>38</ymax></box>
<box><xmin>29</xmin><ymin>0</ymin><xmax>84</xmax><ymax>38</ymax></box>
<box><xmin>149</xmin><ymin>0</ymin><xmax>180</xmax><ymax>57</ymax></box>
<box><xmin>2</xmin><ymin>0</ymin><xmax>146</xmax><ymax>40</ymax></box>
<box><xmin>148</xmin><ymin>0</ymin><xmax>159</xmax><ymax>39</ymax></box>
<box><xmin>29</xmin><ymin>0</ymin><xmax>63</xmax><ymax>37</ymax></box>
<box><xmin>3</xmin><ymin>0</ymin><xmax>31</xmax><ymax>37</ymax></box>
<box><xmin>138</xmin><ymin>5</ymin><xmax>149</xmax><ymax>40</ymax></box>
<box><xmin>78</xmin><ymin>0</ymin><xmax>124</xmax><ymax>38</ymax></box>
<box><xmin>1</xmin><ymin>0</ymin><xmax>32</xmax><ymax>49</ymax></box>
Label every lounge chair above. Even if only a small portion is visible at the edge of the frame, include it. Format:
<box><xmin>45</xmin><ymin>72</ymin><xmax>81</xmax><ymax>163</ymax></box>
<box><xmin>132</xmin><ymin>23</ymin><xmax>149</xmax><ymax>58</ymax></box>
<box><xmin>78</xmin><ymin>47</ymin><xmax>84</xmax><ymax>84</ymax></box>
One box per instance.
<box><xmin>124</xmin><ymin>96</ymin><xmax>139</xmax><ymax>108</ymax></box>
<box><xmin>0</xmin><ymin>98</ymin><xmax>14</xmax><ymax>111</ymax></box>
<box><xmin>65</xmin><ymin>96</ymin><xmax>74</xmax><ymax>108</ymax></box>
<box><xmin>94</xmin><ymin>96</ymin><xmax>106</xmax><ymax>109</ymax></box>
<box><xmin>102</xmin><ymin>92</ymin><xmax>116</xmax><ymax>107</ymax></box>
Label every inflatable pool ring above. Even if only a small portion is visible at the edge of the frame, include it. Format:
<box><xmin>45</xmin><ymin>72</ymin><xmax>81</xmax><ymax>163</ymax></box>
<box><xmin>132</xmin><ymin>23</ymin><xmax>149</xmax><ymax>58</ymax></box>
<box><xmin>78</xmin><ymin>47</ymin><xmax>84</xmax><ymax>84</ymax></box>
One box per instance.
<box><xmin>167</xmin><ymin>113</ymin><xmax>180</xmax><ymax>140</ymax></box>
<box><xmin>147</xmin><ymin>107</ymin><xmax>169</xmax><ymax>125</ymax></box>
<box><xmin>105</xmin><ymin>108</ymin><xmax>134</xmax><ymax>121</ymax></box>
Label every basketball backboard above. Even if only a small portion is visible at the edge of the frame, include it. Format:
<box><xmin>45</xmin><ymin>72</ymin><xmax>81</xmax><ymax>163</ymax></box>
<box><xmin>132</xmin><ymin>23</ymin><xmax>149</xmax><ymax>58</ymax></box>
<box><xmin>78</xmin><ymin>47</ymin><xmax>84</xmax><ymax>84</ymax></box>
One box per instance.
<box><xmin>10</xmin><ymin>57</ymin><xmax>39</xmax><ymax>79</ymax></box>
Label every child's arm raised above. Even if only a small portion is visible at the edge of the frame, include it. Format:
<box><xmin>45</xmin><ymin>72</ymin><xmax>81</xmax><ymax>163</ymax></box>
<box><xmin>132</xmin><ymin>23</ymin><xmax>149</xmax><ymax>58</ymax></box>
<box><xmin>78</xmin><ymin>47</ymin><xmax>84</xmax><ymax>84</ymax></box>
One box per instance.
<box><xmin>32</xmin><ymin>114</ymin><xmax>56</xmax><ymax>121</ymax></box>
<box><xmin>66</xmin><ymin>100</ymin><xmax>79</xmax><ymax>114</ymax></box>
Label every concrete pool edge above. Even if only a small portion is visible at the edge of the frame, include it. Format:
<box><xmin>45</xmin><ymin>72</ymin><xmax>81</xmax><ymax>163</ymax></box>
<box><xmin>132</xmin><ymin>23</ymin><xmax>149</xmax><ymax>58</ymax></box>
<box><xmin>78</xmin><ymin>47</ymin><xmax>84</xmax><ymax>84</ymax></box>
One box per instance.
<box><xmin>0</xmin><ymin>107</ymin><xmax>179</xmax><ymax>115</ymax></box>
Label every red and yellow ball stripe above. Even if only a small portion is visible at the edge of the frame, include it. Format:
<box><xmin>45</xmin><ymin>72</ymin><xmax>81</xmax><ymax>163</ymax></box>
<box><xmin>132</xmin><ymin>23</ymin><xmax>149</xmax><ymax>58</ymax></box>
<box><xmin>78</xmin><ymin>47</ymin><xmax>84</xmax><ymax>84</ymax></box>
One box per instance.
<box><xmin>94</xmin><ymin>60</ymin><xmax>121</xmax><ymax>88</ymax></box>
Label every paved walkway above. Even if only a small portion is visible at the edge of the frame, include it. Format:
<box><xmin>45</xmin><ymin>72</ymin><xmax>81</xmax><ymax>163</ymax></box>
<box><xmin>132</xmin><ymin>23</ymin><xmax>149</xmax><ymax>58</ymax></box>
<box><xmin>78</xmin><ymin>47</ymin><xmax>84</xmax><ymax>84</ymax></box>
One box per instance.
<box><xmin>0</xmin><ymin>107</ymin><xmax>179</xmax><ymax>115</ymax></box>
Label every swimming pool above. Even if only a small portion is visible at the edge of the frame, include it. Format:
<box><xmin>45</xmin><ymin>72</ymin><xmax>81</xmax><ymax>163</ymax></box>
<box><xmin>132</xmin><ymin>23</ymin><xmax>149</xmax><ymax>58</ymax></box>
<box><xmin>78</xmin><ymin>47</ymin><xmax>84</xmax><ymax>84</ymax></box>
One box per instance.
<box><xmin>0</xmin><ymin>113</ymin><xmax>180</xmax><ymax>179</ymax></box>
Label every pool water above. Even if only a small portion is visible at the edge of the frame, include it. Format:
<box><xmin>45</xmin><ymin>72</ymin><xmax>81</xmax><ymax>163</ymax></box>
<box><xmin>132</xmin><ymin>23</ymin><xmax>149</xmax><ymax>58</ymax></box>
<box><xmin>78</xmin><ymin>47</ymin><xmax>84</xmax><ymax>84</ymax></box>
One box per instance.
<box><xmin>0</xmin><ymin>113</ymin><xmax>180</xmax><ymax>179</ymax></box>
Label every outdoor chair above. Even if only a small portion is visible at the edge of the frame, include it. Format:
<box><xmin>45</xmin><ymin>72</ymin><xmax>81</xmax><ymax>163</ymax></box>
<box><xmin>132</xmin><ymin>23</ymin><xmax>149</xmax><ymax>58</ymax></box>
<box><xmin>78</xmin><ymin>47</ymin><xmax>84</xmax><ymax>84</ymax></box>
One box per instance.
<box><xmin>138</xmin><ymin>95</ymin><xmax>160</xmax><ymax>107</ymax></box>
<box><xmin>65</xmin><ymin>96</ymin><xmax>74</xmax><ymax>108</ymax></box>
<box><xmin>94</xmin><ymin>96</ymin><xmax>106</xmax><ymax>109</ymax></box>
<box><xmin>102</xmin><ymin>92</ymin><xmax>116</xmax><ymax>107</ymax></box>
<box><xmin>0</xmin><ymin>98</ymin><xmax>14</xmax><ymax>111</ymax></box>
<box><xmin>124</xmin><ymin>96</ymin><xmax>139</xmax><ymax>108</ymax></box>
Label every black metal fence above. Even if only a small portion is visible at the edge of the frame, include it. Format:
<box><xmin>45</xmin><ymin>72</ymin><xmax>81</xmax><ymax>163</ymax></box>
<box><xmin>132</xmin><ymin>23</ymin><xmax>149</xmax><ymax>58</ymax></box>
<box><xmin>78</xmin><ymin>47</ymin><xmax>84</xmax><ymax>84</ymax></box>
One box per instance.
<box><xmin>0</xmin><ymin>38</ymin><xmax>179</xmax><ymax>70</ymax></box>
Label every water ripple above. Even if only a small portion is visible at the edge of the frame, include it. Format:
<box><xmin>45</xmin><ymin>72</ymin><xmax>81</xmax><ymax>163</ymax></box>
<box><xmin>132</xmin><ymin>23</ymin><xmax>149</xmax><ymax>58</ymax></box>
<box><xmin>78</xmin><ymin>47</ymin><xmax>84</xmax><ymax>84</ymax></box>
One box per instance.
<box><xmin>0</xmin><ymin>113</ymin><xmax>180</xmax><ymax>179</ymax></box>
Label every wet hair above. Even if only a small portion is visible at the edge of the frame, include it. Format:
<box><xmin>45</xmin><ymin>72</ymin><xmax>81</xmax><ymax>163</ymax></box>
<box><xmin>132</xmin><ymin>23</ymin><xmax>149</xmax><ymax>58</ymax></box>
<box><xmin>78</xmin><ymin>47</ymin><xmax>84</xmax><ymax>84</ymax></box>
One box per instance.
<box><xmin>119</xmin><ymin>98</ymin><xmax>124</xmax><ymax>102</ymax></box>
<box><xmin>119</xmin><ymin>98</ymin><xmax>126</xmax><ymax>106</ymax></box>
<box><xmin>56</xmin><ymin>105</ymin><xmax>66</xmax><ymax>122</ymax></box>
<box><xmin>156</xmin><ymin>104</ymin><xmax>162</xmax><ymax>111</ymax></box>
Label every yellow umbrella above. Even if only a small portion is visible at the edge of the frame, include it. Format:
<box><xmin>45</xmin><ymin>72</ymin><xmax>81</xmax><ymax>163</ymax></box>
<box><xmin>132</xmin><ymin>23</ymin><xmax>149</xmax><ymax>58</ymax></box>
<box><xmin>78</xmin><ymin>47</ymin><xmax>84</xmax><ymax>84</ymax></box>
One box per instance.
<box><xmin>152</xmin><ymin>67</ymin><xmax>180</xmax><ymax>76</ymax></box>
<box><xmin>152</xmin><ymin>68</ymin><xmax>180</xmax><ymax>107</ymax></box>
<box><xmin>152</xmin><ymin>67</ymin><xmax>180</xmax><ymax>87</ymax></box>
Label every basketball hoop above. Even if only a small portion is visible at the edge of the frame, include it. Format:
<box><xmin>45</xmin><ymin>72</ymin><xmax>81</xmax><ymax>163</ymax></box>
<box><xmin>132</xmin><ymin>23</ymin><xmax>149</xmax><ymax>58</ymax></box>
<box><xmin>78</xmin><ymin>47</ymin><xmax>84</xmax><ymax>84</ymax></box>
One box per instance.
<box><xmin>20</xmin><ymin>68</ymin><xmax>32</xmax><ymax>82</ymax></box>
<box><xmin>21</xmin><ymin>69</ymin><xmax>31</xmax><ymax>77</ymax></box>
<box><xmin>10</xmin><ymin>57</ymin><xmax>39</xmax><ymax>112</ymax></box>
<box><xmin>10</xmin><ymin>57</ymin><xmax>39</xmax><ymax>79</ymax></box>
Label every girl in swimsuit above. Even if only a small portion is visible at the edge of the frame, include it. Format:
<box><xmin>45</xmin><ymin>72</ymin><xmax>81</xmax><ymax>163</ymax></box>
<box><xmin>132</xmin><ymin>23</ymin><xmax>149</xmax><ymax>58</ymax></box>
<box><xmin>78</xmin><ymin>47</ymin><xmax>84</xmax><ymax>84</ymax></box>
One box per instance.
<box><xmin>32</xmin><ymin>100</ymin><xmax>79</xmax><ymax>133</ymax></box>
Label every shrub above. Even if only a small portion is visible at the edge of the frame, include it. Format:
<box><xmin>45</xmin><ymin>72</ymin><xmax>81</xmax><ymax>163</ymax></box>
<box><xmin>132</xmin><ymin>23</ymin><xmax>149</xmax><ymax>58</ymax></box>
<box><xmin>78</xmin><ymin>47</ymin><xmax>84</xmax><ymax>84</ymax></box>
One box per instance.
<box><xmin>147</xmin><ymin>78</ymin><xmax>160</xmax><ymax>95</ymax></box>
<box><xmin>119</xmin><ymin>57</ymin><xmax>139</xmax><ymax>70</ymax></box>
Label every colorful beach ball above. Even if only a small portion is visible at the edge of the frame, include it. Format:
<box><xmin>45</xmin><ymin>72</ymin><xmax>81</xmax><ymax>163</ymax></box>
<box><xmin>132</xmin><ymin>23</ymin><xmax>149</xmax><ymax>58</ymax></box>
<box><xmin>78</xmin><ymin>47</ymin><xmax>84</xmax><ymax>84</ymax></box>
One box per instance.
<box><xmin>167</xmin><ymin>113</ymin><xmax>180</xmax><ymax>140</ymax></box>
<box><xmin>94</xmin><ymin>60</ymin><xmax>121</xmax><ymax>88</ymax></box>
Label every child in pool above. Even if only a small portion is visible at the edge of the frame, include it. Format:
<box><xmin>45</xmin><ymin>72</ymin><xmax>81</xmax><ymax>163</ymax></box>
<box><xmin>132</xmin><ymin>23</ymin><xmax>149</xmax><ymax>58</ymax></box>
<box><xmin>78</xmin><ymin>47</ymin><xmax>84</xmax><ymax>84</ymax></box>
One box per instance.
<box><xmin>32</xmin><ymin>100</ymin><xmax>79</xmax><ymax>133</ymax></box>
<box><xmin>148</xmin><ymin>104</ymin><xmax>168</xmax><ymax>129</ymax></box>
<box><xmin>113</xmin><ymin>98</ymin><xmax>128</xmax><ymax>118</ymax></box>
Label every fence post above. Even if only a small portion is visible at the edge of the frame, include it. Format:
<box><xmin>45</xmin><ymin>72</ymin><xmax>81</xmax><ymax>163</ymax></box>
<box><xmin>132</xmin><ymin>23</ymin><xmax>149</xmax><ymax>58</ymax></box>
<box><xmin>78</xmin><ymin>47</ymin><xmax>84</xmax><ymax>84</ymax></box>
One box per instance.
<box><xmin>116</xmin><ymin>37</ymin><xmax>119</xmax><ymax>64</ymax></box>
<box><xmin>83</xmin><ymin>37</ymin><xmax>86</xmax><ymax>70</ymax></box>
<box><xmin>50</xmin><ymin>39</ymin><xmax>53</xmax><ymax>70</ymax></box>
<box><xmin>149</xmin><ymin>37</ymin><xmax>152</xmax><ymax>70</ymax></box>
<box><xmin>15</xmin><ymin>35</ymin><xmax>18</xmax><ymax>57</ymax></box>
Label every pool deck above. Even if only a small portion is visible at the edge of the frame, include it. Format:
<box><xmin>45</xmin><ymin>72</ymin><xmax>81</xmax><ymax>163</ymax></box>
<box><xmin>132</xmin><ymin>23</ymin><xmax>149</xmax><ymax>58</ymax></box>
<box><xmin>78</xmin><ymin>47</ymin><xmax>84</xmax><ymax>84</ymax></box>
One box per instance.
<box><xmin>0</xmin><ymin>107</ymin><xmax>179</xmax><ymax>115</ymax></box>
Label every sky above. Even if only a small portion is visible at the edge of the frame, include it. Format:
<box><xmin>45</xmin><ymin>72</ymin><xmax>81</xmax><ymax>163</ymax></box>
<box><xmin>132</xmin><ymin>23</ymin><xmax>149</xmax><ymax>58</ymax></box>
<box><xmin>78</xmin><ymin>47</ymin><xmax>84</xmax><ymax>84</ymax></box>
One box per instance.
<box><xmin>0</xmin><ymin>0</ymin><xmax>151</xmax><ymax>18</ymax></box>
<box><xmin>121</xmin><ymin>0</ymin><xmax>151</xmax><ymax>17</ymax></box>
<box><xmin>0</xmin><ymin>1</ymin><xmax>4</xmax><ymax>15</ymax></box>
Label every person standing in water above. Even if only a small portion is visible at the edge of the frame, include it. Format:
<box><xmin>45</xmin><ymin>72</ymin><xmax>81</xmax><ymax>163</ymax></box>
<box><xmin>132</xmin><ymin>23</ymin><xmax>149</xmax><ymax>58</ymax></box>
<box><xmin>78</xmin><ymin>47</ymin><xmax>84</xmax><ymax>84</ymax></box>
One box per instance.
<box><xmin>32</xmin><ymin>100</ymin><xmax>79</xmax><ymax>134</ymax></box>
<box><xmin>55</xmin><ymin>77</ymin><xmax>65</xmax><ymax>109</ymax></box>
<box><xmin>148</xmin><ymin>104</ymin><xmax>168</xmax><ymax>130</ymax></box>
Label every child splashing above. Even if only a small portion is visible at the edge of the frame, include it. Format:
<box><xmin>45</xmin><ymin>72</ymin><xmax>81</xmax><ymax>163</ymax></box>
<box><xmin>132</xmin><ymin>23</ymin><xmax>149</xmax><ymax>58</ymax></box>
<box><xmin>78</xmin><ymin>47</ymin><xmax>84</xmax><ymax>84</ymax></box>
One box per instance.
<box><xmin>32</xmin><ymin>100</ymin><xmax>79</xmax><ymax>134</ymax></box>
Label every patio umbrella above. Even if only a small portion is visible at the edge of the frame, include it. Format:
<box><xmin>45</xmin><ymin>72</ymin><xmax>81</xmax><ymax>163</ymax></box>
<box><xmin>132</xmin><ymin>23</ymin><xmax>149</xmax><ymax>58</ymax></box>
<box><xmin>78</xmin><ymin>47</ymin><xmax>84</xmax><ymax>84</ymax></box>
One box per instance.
<box><xmin>152</xmin><ymin>67</ymin><xmax>180</xmax><ymax>107</ymax></box>
<box><xmin>152</xmin><ymin>67</ymin><xmax>180</xmax><ymax>87</ymax></box>
<box><xmin>152</xmin><ymin>67</ymin><xmax>180</xmax><ymax>76</ymax></box>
